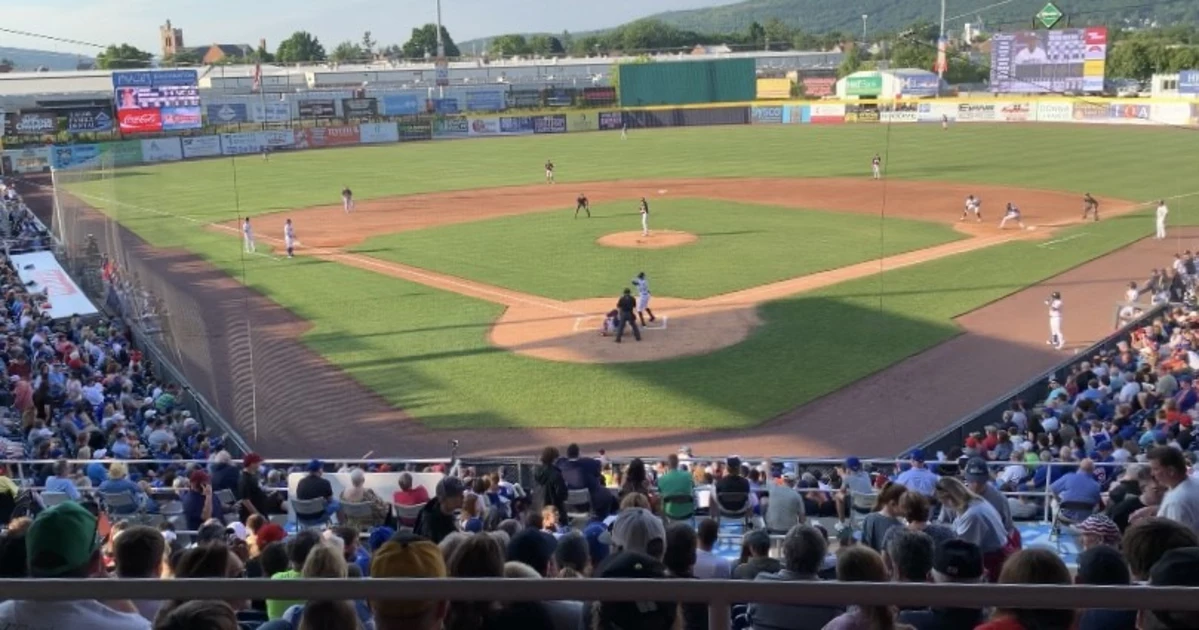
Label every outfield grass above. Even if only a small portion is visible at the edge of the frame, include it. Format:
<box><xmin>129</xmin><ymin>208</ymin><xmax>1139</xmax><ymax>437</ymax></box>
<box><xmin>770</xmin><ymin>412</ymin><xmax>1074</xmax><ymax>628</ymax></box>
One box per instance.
<box><xmin>354</xmin><ymin>199</ymin><xmax>962</xmax><ymax>300</ymax></box>
<box><xmin>61</xmin><ymin>124</ymin><xmax>1199</xmax><ymax>430</ymax></box>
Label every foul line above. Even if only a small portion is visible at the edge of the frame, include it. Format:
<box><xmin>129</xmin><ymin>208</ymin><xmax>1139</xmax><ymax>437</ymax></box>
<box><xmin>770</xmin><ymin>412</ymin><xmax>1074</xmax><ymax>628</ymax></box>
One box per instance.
<box><xmin>1038</xmin><ymin>233</ymin><xmax>1088</xmax><ymax>249</ymax></box>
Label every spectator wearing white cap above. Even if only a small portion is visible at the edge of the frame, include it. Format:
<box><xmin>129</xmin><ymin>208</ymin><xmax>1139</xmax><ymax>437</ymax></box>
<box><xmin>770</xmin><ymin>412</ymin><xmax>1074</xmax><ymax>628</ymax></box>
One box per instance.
<box><xmin>600</xmin><ymin>507</ymin><xmax>666</xmax><ymax>560</ymax></box>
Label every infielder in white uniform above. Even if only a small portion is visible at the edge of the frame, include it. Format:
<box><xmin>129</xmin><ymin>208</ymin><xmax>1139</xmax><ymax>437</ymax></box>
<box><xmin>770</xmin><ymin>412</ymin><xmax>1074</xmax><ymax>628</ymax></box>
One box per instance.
<box><xmin>621</xmin><ymin>123</ymin><xmax>628</xmax><ymax>140</ymax></box>
<box><xmin>632</xmin><ymin>272</ymin><xmax>656</xmax><ymax>326</ymax></box>
<box><xmin>1046</xmin><ymin>291</ymin><xmax>1064</xmax><ymax>350</ymax></box>
<box><xmin>1156</xmin><ymin>200</ymin><xmax>1169</xmax><ymax>239</ymax></box>
<box><xmin>871</xmin><ymin>154</ymin><xmax>882</xmax><ymax>180</ymax></box>
<box><xmin>999</xmin><ymin>203</ymin><xmax>1026</xmax><ymax>230</ymax></box>
<box><xmin>242</xmin><ymin>218</ymin><xmax>255</xmax><ymax>253</ymax></box>
<box><xmin>639</xmin><ymin>198</ymin><xmax>650</xmax><ymax>236</ymax></box>
<box><xmin>961</xmin><ymin>195</ymin><xmax>982</xmax><ymax>222</ymax></box>
<box><xmin>342</xmin><ymin>186</ymin><xmax>354</xmax><ymax>213</ymax></box>
<box><xmin>284</xmin><ymin>219</ymin><xmax>296</xmax><ymax>258</ymax></box>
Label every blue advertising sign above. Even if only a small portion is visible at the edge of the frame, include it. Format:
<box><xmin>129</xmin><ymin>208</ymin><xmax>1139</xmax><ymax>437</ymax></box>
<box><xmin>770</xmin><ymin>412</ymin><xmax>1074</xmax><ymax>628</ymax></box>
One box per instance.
<box><xmin>380</xmin><ymin>94</ymin><xmax>422</xmax><ymax>116</ymax></box>
<box><xmin>111</xmin><ymin>69</ymin><xmax>198</xmax><ymax>88</ymax></box>
<box><xmin>532</xmin><ymin>115</ymin><xmax>566</xmax><ymax>134</ymax></box>
<box><xmin>51</xmin><ymin>144</ymin><xmax>101</xmax><ymax>170</ymax></box>
<box><xmin>598</xmin><ymin>111</ymin><xmax>624</xmax><ymax>130</ymax></box>
<box><xmin>751</xmin><ymin>106</ymin><xmax>783</xmax><ymax>124</ymax></box>
<box><xmin>431</xmin><ymin>98</ymin><xmax>460</xmax><ymax>114</ymax></box>
<box><xmin>206</xmin><ymin>103</ymin><xmax>249</xmax><ymax>124</ymax></box>
<box><xmin>465</xmin><ymin>91</ymin><xmax>505</xmax><ymax>112</ymax></box>
<box><xmin>66</xmin><ymin>108</ymin><xmax>114</xmax><ymax>133</ymax></box>
<box><xmin>899</xmin><ymin>75</ymin><xmax>940</xmax><ymax>96</ymax></box>
<box><xmin>499</xmin><ymin>116</ymin><xmax>535</xmax><ymax>134</ymax></box>
<box><xmin>1180</xmin><ymin>70</ymin><xmax>1199</xmax><ymax>95</ymax></box>
<box><xmin>161</xmin><ymin>106</ymin><xmax>203</xmax><ymax>131</ymax></box>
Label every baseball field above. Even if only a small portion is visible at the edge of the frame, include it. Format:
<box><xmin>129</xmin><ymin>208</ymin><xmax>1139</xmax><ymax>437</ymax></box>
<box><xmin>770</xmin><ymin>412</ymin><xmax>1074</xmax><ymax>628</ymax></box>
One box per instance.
<box><xmin>57</xmin><ymin>122</ymin><xmax>1199</xmax><ymax>455</ymax></box>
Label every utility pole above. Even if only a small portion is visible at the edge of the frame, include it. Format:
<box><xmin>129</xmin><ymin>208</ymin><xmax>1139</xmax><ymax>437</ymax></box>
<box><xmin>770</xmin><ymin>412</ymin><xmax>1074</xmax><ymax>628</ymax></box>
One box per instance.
<box><xmin>436</xmin><ymin>0</ymin><xmax>445</xmax><ymax>98</ymax></box>
<box><xmin>862</xmin><ymin>14</ymin><xmax>869</xmax><ymax>45</ymax></box>
<box><xmin>938</xmin><ymin>0</ymin><xmax>947</xmax><ymax>80</ymax></box>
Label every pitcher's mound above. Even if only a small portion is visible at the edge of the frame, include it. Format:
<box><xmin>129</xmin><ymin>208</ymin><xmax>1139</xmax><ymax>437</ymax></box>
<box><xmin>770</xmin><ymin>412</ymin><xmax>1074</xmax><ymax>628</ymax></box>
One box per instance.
<box><xmin>597</xmin><ymin>230</ymin><xmax>698</xmax><ymax>249</ymax></box>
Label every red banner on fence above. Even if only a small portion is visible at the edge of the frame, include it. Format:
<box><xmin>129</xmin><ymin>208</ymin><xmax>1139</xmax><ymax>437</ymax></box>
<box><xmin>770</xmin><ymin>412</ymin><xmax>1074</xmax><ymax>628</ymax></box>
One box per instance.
<box><xmin>118</xmin><ymin>108</ymin><xmax>163</xmax><ymax>134</ymax></box>
<box><xmin>295</xmin><ymin>125</ymin><xmax>361</xmax><ymax>148</ymax></box>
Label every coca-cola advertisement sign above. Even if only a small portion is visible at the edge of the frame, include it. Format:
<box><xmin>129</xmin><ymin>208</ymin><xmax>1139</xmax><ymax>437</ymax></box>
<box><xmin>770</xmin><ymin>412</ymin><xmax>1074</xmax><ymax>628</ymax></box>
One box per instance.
<box><xmin>118</xmin><ymin>108</ymin><xmax>163</xmax><ymax>134</ymax></box>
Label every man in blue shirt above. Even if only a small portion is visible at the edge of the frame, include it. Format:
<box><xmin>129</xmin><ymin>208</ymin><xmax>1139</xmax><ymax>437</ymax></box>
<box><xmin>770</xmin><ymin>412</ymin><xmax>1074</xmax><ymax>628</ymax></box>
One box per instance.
<box><xmin>1050</xmin><ymin>458</ymin><xmax>1102</xmax><ymax>521</ymax></box>
<box><xmin>43</xmin><ymin>460</ymin><xmax>81</xmax><ymax>501</ymax></box>
<box><xmin>895</xmin><ymin>449</ymin><xmax>939</xmax><ymax>497</ymax></box>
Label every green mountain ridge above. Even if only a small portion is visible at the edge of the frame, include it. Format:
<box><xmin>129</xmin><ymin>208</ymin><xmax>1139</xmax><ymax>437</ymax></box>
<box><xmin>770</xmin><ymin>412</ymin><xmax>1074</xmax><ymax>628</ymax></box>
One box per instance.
<box><xmin>0</xmin><ymin>46</ymin><xmax>94</xmax><ymax>72</ymax></box>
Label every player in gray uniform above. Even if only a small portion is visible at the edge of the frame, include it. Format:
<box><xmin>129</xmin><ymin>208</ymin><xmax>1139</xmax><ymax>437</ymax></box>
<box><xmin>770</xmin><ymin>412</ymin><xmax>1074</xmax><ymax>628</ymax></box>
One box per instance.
<box><xmin>632</xmin><ymin>272</ymin><xmax>656</xmax><ymax>326</ymax></box>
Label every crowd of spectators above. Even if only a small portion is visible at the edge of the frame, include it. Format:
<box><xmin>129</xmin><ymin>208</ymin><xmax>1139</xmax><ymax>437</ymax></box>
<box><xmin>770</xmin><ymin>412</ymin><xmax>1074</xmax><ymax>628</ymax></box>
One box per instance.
<box><xmin>0</xmin><ymin>180</ymin><xmax>52</xmax><ymax>253</ymax></box>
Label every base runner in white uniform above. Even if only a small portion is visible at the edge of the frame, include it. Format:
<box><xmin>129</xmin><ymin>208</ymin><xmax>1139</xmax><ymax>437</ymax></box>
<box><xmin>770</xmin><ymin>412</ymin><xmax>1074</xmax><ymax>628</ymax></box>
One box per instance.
<box><xmin>1156</xmin><ymin>200</ymin><xmax>1169</xmax><ymax>239</ymax></box>
<box><xmin>632</xmin><ymin>272</ymin><xmax>656</xmax><ymax>326</ymax></box>
<box><xmin>1046</xmin><ymin>291</ymin><xmax>1064</xmax><ymax>350</ymax></box>
<box><xmin>999</xmin><ymin>203</ymin><xmax>1026</xmax><ymax>230</ymax></box>
<box><xmin>961</xmin><ymin>195</ymin><xmax>982</xmax><ymax>222</ymax></box>
<box><xmin>284</xmin><ymin>219</ymin><xmax>296</xmax><ymax>258</ymax></box>
<box><xmin>242</xmin><ymin>218</ymin><xmax>255</xmax><ymax>253</ymax></box>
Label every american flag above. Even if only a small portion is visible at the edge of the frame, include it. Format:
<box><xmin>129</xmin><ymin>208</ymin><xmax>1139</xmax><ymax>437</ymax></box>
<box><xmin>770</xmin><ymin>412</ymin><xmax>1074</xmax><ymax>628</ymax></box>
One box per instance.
<box><xmin>252</xmin><ymin>63</ymin><xmax>262</xmax><ymax>93</ymax></box>
<box><xmin>934</xmin><ymin>36</ymin><xmax>949</xmax><ymax>75</ymax></box>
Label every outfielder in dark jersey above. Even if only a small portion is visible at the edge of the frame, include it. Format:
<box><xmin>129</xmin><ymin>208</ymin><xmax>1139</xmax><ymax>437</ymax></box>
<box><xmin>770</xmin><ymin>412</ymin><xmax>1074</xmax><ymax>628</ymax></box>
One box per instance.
<box><xmin>1082</xmin><ymin>193</ymin><xmax>1099</xmax><ymax>222</ymax></box>
<box><xmin>575</xmin><ymin>193</ymin><xmax>590</xmax><ymax>218</ymax></box>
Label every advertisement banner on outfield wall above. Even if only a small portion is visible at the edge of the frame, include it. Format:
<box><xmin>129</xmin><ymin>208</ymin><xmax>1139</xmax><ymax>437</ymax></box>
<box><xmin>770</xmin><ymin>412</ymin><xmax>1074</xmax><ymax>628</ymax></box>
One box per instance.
<box><xmin>917</xmin><ymin>102</ymin><xmax>957</xmax><ymax>122</ymax></box>
<box><xmin>430</xmin><ymin>98</ymin><xmax>459</xmax><ymax>114</ymax></box>
<box><xmin>51</xmin><ymin>144</ymin><xmax>102</xmax><ymax>170</ymax></box>
<box><xmin>879</xmin><ymin>103</ymin><xmax>917</xmax><ymax>123</ymax></box>
<box><xmin>545</xmin><ymin>88</ymin><xmax>576</xmax><ymax>107</ymax></box>
<box><xmin>499</xmin><ymin>116</ymin><xmax>535</xmax><ymax>134</ymax></box>
<box><xmin>380</xmin><ymin>94</ymin><xmax>422</xmax><ymax>116</ymax></box>
<box><xmin>756</xmin><ymin>78</ymin><xmax>791</xmax><ymax>100</ymax></box>
<box><xmin>298</xmin><ymin>99</ymin><xmax>336</xmax><ymax>119</ymax></box>
<box><xmin>625</xmin><ymin>109</ymin><xmax>672</xmax><ymax>128</ymax></box>
<box><xmin>465</xmin><ymin>91</ymin><xmax>505</xmax><ymax>112</ymax></box>
<box><xmin>141</xmin><ymin>138</ymin><xmax>183</xmax><ymax>163</ymax></box>
<box><xmin>564</xmin><ymin>112</ymin><xmax>598</xmax><ymax>132</ymax></box>
<box><xmin>809</xmin><ymin>103</ymin><xmax>844</xmax><ymax>124</ymax></box>
<box><xmin>845</xmin><ymin>104</ymin><xmax>880</xmax><ymax>123</ymax></box>
<box><xmin>751</xmin><ymin>106</ymin><xmax>783</xmax><ymax>124</ymax></box>
<box><xmin>398</xmin><ymin>121</ymin><xmax>432</xmax><ymax>142</ymax></box>
<box><xmin>957</xmin><ymin>103</ymin><xmax>995</xmax><ymax>122</ymax></box>
<box><xmin>782</xmin><ymin>106</ymin><xmax>806</xmax><ymax>124</ymax></box>
<box><xmin>2</xmin><ymin>147</ymin><xmax>51</xmax><ymax>173</ymax></box>
<box><xmin>433</xmin><ymin>116</ymin><xmax>470</xmax><ymax>139</ymax></box>
<box><xmin>532</xmin><ymin>115</ymin><xmax>567</xmax><ymax>134</ymax></box>
<box><xmin>997</xmin><ymin>102</ymin><xmax>1032</xmax><ymax>122</ymax></box>
<box><xmin>1191</xmin><ymin>104</ymin><xmax>1199</xmax><ymax>125</ymax></box>
<box><xmin>162</xmin><ymin>107</ymin><xmax>202</xmax><ymax>132</ymax></box>
<box><xmin>1180</xmin><ymin>70</ymin><xmax>1199</xmax><ymax>95</ymax></box>
<box><xmin>680</xmin><ymin>107</ymin><xmax>750</xmax><ymax>126</ymax></box>
<box><xmin>14</xmin><ymin>112</ymin><xmax>57</xmax><ymax>136</ymax></box>
<box><xmin>66</xmin><ymin>108</ymin><xmax>114</xmax><ymax>134</ymax></box>
<box><xmin>294</xmin><ymin>125</ymin><xmax>361</xmax><ymax>148</ymax></box>
<box><xmin>1153</xmin><ymin>103</ymin><xmax>1192</xmax><ymax>126</ymax></box>
<box><xmin>507</xmin><ymin>90</ymin><xmax>542</xmax><ymax>109</ymax></box>
<box><xmin>102</xmin><ymin>140</ymin><xmax>144</xmax><ymax>166</ymax></box>
<box><xmin>581</xmin><ymin>87</ymin><xmax>617</xmax><ymax>106</ymax></box>
<box><xmin>359</xmin><ymin>122</ymin><xmax>400</xmax><ymax>144</ymax></box>
<box><xmin>181</xmin><ymin>136</ymin><xmax>222</xmax><ymax>158</ymax></box>
<box><xmin>801</xmin><ymin>77</ymin><xmax>836</xmax><ymax>98</ymax></box>
<box><xmin>220</xmin><ymin>132</ymin><xmax>264</xmax><ymax>155</ymax></box>
<box><xmin>1072</xmin><ymin>102</ymin><xmax>1109</xmax><ymax>122</ymax></box>
<box><xmin>1036</xmin><ymin>102</ymin><xmax>1073</xmax><ymax>122</ymax></box>
<box><xmin>342</xmin><ymin>98</ymin><xmax>378</xmax><ymax>119</ymax></box>
<box><xmin>598</xmin><ymin>112</ymin><xmax>623</xmax><ymax>130</ymax></box>
<box><xmin>251</xmin><ymin>101</ymin><xmax>291</xmax><ymax>123</ymax></box>
<box><xmin>467</xmin><ymin>117</ymin><xmax>500</xmax><ymax>136</ymax></box>
<box><xmin>261</xmin><ymin>129</ymin><xmax>295</xmax><ymax>148</ymax></box>
<box><xmin>1109</xmin><ymin>103</ymin><xmax>1151</xmax><ymax>122</ymax></box>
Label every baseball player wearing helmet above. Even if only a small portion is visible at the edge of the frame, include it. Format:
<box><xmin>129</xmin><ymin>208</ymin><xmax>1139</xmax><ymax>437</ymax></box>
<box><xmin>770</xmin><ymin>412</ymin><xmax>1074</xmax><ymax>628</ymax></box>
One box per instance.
<box><xmin>631</xmin><ymin>272</ymin><xmax>656</xmax><ymax>327</ymax></box>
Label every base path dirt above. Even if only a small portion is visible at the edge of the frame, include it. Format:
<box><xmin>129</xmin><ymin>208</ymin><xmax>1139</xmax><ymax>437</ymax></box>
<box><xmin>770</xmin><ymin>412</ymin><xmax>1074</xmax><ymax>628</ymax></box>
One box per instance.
<box><xmin>217</xmin><ymin>178</ymin><xmax>1138</xmax><ymax>364</ymax></box>
<box><xmin>597</xmin><ymin>230</ymin><xmax>698</xmax><ymax>249</ymax></box>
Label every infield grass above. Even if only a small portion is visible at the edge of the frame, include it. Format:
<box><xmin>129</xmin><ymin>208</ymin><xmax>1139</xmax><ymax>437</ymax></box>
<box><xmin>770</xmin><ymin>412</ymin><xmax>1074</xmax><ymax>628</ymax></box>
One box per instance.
<box><xmin>61</xmin><ymin>123</ymin><xmax>1199</xmax><ymax>432</ymax></box>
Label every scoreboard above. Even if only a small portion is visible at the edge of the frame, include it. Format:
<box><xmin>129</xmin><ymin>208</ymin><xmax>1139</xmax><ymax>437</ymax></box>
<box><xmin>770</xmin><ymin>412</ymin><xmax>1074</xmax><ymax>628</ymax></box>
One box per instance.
<box><xmin>116</xmin><ymin>86</ymin><xmax>201</xmax><ymax>110</ymax></box>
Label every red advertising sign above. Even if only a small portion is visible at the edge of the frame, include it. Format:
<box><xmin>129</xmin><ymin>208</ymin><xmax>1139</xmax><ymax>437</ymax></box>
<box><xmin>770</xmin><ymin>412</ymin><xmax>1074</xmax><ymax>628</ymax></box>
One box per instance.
<box><xmin>1084</xmin><ymin>27</ymin><xmax>1107</xmax><ymax>45</ymax></box>
<box><xmin>296</xmin><ymin>125</ymin><xmax>361</xmax><ymax>148</ymax></box>
<box><xmin>118</xmin><ymin>108</ymin><xmax>163</xmax><ymax>134</ymax></box>
<box><xmin>801</xmin><ymin>77</ymin><xmax>836</xmax><ymax>97</ymax></box>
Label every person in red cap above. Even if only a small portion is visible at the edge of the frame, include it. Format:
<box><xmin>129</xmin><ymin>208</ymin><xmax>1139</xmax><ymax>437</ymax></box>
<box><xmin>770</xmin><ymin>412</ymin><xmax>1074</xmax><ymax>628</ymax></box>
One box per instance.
<box><xmin>181</xmin><ymin>470</ymin><xmax>214</xmax><ymax>531</ymax></box>
<box><xmin>238</xmin><ymin>453</ymin><xmax>280</xmax><ymax>521</ymax></box>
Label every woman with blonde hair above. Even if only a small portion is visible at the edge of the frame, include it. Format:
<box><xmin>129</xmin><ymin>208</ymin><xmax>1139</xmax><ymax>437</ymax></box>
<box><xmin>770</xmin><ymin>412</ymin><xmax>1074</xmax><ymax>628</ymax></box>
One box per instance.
<box><xmin>98</xmin><ymin>460</ymin><xmax>154</xmax><ymax>515</ymax></box>
<box><xmin>823</xmin><ymin>546</ymin><xmax>913</xmax><ymax>630</ymax></box>
<box><xmin>337</xmin><ymin>468</ymin><xmax>388</xmax><ymax>531</ymax></box>
<box><xmin>976</xmin><ymin>548</ymin><xmax>1075</xmax><ymax>630</ymax></box>
<box><xmin>619</xmin><ymin>492</ymin><xmax>651</xmax><ymax>511</ymax></box>
<box><xmin>934</xmin><ymin>477</ymin><xmax>1008</xmax><ymax>581</ymax></box>
<box><xmin>297</xmin><ymin>599</ymin><xmax>363</xmax><ymax>630</ymax></box>
<box><xmin>279</xmin><ymin>544</ymin><xmax>371</xmax><ymax>628</ymax></box>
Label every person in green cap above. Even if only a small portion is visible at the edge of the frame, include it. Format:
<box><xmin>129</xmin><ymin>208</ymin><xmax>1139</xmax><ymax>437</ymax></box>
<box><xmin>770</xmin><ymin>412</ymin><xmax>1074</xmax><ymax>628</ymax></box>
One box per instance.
<box><xmin>0</xmin><ymin>502</ymin><xmax>151</xmax><ymax>628</ymax></box>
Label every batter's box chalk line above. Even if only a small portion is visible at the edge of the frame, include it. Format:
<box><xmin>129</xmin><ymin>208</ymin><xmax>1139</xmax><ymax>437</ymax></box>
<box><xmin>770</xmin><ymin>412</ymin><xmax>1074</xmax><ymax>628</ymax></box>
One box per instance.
<box><xmin>573</xmin><ymin>315</ymin><xmax>668</xmax><ymax>332</ymax></box>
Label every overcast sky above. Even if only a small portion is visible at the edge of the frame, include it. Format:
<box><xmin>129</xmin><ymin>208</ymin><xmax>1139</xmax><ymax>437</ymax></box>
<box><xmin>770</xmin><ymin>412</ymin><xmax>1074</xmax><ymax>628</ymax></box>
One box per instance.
<box><xmin>4</xmin><ymin>0</ymin><xmax>735</xmax><ymax>57</ymax></box>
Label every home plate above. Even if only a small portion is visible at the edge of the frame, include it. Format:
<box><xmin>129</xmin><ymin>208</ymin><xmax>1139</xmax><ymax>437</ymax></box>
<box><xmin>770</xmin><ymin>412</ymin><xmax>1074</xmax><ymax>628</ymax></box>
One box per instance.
<box><xmin>643</xmin><ymin>316</ymin><xmax>669</xmax><ymax>330</ymax></box>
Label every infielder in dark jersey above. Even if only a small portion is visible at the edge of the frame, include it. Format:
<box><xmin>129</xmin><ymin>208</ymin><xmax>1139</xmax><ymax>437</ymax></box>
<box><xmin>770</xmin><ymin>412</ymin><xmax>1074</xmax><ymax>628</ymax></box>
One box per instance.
<box><xmin>575</xmin><ymin>193</ymin><xmax>590</xmax><ymax>218</ymax></box>
<box><xmin>1082</xmin><ymin>193</ymin><xmax>1099</xmax><ymax>222</ymax></box>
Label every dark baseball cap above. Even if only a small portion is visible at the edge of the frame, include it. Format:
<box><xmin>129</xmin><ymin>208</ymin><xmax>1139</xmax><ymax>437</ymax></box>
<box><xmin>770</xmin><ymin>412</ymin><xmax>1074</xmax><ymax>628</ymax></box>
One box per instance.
<box><xmin>1147</xmin><ymin>547</ymin><xmax>1199</xmax><ymax>629</ymax></box>
<box><xmin>506</xmin><ymin>529</ymin><xmax>557</xmax><ymax>576</ymax></box>
<box><xmin>932</xmin><ymin>539</ymin><xmax>983</xmax><ymax>581</ymax></box>
<box><xmin>436</xmin><ymin>476</ymin><xmax>465</xmax><ymax>499</ymax></box>
<box><xmin>963</xmin><ymin>458</ymin><xmax>990</xmax><ymax>483</ymax></box>
<box><xmin>1077</xmin><ymin>545</ymin><xmax>1130</xmax><ymax>586</ymax></box>
<box><xmin>594</xmin><ymin>552</ymin><xmax>676</xmax><ymax>630</ymax></box>
<box><xmin>845</xmin><ymin>457</ymin><xmax>862</xmax><ymax>471</ymax></box>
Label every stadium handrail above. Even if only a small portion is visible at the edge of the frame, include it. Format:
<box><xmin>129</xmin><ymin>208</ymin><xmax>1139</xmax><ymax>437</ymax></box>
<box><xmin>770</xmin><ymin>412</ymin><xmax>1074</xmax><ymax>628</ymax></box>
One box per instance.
<box><xmin>911</xmin><ymin>302</ymin><xmax>1167</xmax><ymax>457</ymax></box>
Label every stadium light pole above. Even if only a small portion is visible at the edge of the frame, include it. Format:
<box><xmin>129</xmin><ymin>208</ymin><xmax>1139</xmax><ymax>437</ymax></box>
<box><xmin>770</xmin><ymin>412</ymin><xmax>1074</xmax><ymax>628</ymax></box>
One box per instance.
<box><xmin>938</xmin><ymin>0</ymin><xmax>947</xmax><ymax>79</ymax></box>
<box><xmin>435</xmin><ymin>0</ymin><xmax>445</xmax><ymax>58</ymax></box>
<box><xmin>861</xmin><ymin>14</ymin><xmax>868</xmax><ymax>44</ymax></box>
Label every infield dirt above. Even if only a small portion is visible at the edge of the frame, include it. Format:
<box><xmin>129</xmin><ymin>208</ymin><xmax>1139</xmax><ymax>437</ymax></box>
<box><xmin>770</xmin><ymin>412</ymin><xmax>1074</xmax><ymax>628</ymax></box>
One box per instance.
<box><xmin>214</xmin><ymin>178</ymin><xmax>1134</xmax><ymax>364</ymax></box>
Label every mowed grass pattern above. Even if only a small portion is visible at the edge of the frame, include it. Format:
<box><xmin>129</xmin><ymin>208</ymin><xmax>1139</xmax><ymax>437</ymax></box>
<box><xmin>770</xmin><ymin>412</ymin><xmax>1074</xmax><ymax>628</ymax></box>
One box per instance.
<box><xmin>62</xmin><ymin>123</ymin><xmax>1199</xmax><ymax>430</ymax></box>
<box><xmin>355</xmin><ymin>199</ymin><xmax>962</xmax><ymax>300</ymax></box>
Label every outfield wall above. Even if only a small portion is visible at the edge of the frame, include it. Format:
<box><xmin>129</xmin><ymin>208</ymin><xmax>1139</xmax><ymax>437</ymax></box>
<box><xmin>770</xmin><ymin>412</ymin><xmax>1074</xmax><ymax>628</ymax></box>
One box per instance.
<box><xmin>4</xmin><ymin>97</ymin><xmax>1197</xmax><ymax>174</ymax></box>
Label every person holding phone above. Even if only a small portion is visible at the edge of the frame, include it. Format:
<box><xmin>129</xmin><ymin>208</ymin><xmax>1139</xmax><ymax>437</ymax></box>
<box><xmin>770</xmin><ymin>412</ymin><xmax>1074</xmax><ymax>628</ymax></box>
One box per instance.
<box><xmin>182</xmin><ymin>470</ymin><xmax>216</xmax><ymax>531</ymax></box>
